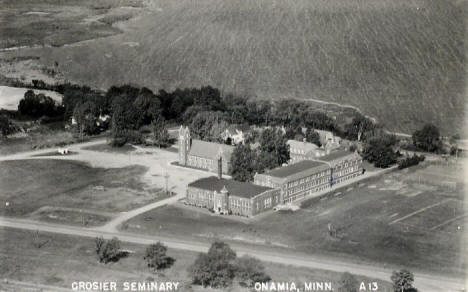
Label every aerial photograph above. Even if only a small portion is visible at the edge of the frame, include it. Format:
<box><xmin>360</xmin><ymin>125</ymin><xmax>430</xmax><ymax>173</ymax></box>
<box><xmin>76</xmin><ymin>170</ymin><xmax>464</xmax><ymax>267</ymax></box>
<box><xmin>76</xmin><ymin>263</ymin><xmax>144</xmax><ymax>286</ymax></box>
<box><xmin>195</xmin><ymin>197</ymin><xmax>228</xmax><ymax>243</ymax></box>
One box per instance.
<box><xmin>0</xmin><ymin>0</ymin><xmax>466</xmax><ymax>291</ymax></box>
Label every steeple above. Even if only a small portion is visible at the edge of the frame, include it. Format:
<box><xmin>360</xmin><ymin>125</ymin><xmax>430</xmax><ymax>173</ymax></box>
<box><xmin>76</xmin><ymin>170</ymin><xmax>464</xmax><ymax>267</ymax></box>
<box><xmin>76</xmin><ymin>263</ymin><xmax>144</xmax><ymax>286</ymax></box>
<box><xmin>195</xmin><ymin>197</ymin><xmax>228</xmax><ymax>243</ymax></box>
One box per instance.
<box><xmin>221</xmin><ymin>185</ymin><xmax>228</xmax><ymax>194</ymax></box>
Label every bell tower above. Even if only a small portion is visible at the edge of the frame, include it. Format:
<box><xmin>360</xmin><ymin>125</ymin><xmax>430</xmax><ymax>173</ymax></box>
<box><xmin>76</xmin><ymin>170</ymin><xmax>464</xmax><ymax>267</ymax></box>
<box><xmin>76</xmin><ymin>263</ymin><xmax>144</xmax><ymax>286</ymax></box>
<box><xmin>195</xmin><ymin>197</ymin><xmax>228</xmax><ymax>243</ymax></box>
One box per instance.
<box><xmin>179</xmin><ymin>126</ymin><xmax>191</xmax><ymax>165</ymax></box>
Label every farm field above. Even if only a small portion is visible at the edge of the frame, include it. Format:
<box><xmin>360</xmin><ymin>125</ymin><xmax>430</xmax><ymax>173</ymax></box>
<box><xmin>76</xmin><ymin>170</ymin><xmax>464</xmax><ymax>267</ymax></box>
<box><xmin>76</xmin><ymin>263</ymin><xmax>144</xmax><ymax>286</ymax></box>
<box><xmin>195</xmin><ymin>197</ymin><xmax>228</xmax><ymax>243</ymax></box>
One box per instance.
<box><xmin>0</xmin><ymin>227</ymin><xmax>393</xmax><ymax>291</ymax></box>
<box><xmin>0</xmin><ymin>0</ymin><xmax>465</xmax><ymax>135</ymax></box>
<box><xmin>0</xmin><ymin>0</ymin><xmax>145</xmax><ymax>50</ymax></box>
<box><xmin>123</xmin><ymin>163</ymin><xmax>466</xmax><ymax>277</ymax></box>
<box><xmin>0</xmin><ymin>159</ymin><xmax>166</xmax><ymax>226</ymax></box>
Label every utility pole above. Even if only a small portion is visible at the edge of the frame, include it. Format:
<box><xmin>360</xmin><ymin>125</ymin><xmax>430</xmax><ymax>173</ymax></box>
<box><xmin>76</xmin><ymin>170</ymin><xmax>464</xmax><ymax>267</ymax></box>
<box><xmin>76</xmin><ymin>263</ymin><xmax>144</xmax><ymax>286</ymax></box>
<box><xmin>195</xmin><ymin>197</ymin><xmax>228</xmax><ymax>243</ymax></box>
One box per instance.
<box><xmin>164</xmin><ymin>172</ymin><xmax>169</xmax><ymax>196</ymax></box>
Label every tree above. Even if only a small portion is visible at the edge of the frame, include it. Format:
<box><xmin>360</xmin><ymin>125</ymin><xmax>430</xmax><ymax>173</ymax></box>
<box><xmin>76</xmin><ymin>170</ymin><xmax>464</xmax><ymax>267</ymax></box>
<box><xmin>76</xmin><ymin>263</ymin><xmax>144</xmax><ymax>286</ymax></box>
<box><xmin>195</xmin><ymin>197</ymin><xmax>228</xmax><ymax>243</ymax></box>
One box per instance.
<box><xmin>284</xmin><ymin>127</ymin><xmax>296</xmax><ymax>140</ymax></box>
<box><xmin>18</xmin><ymin>90</ymin><xmax>61</xmax><ymax>118</ymax></box>
<box><xmin>152</xmin><ymin>117</ymin><xmax>171</xmax><ymax>148</ymax></box>
<box><xmin>234</xmin><ymin>255</ymin><xmax>271</xmax><ymax>288</ymax></box>
<box><xmin>230</xmin><ymin>144</ymin><xmax>257</xmax><ymax>182</ymax></box>
<box><xmin>95</xmin><ymin>236</ymin><xmax>122</xmax><ymax>264</ymax></box>
<box><xmin>412</xmin><ymin>124</ymin><xmax>441</xmax><ymax>153</ymax></box>
<box><xmin>391</xmin><ymin>269</ymin><xmax>416</xmax><ymax>292</ymax></box>
<box><xmin>305</xmin><ymin>129</ymin><xmax>321</xmax><ymax>146</ymax></box>
<box><xmin>207</xmin><ymin>241</ymin><xmax>236</xmax><ymax>262</ymax></box>
<box><xmin>345</xmin><ymin>116</ymin><xmax>376</xmax><ymax>141</ymax></box>
<box><xmin>259</xmin><ymin>128</ymin><xmax>290</xmax><ymax>168</ymax></box>
<box><xmin>0</xmin><ymin>114</ymin><xmax>13</xmax><ymax>137</ymax></box>
<box><xmin>362</xmin><ymin>139</ymin><xmax>397</xmax><ymax>168</ymax></box>
<box><xmin>133</xmin><ymin>87</ymin><xmax>161</xmax><ymax>127</ymax></box>
<box><xmin>73</xmin><ymin>101</ymin><xmax>99</xmax><ymax>139</ymax></box>
<box><xmin>189</xmin><ymin>241</ymin><xmax>237</xmax><ymax>288</ymax></box>
<box><xmin>361</xmin><ymin>136</ymin><xmax>397</xmax><ymax>168</ymax></box>
<box><xmin>144</xmin><ymin>242</ymin><xmax>175</xmax><ymax>272</ymax></box>
<box><xmin>398</xmin><ymin>154</ymin><xmax>425</xmax><ymax>169</ymax></box>
<box><xmin>337</xmin><ymin>272</ymin><xmax>358</xmax><ymax>292</ymax></box>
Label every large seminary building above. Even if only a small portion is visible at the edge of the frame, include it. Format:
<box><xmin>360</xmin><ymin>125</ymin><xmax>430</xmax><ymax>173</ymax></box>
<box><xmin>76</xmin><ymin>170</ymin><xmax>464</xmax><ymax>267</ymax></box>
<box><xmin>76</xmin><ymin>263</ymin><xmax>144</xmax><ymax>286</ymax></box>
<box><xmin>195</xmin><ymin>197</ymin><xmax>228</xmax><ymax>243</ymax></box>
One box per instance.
<box><xmin>178</xmin><ymin>126</ymin><xmax>234</xmax><ymax>174</ymax></box>
<box><xmin>254</xmin><ymin>149</ymin><xmax>363</xmax><ymax>203</ymax></box>
<box><xmin>185</xmin><ymin>142</ymin><xmax>363</xmax><ymax>216</ymax></box>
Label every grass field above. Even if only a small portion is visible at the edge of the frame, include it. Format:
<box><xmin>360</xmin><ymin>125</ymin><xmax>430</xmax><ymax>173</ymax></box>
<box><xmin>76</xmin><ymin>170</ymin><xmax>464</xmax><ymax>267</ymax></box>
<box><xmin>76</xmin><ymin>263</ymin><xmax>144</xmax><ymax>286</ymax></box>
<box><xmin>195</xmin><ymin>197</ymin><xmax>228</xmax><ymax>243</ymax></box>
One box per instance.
<box><xmin>124</xmin><ymin>165</ymin><xmax>466</xmax><ymax>276</ymax></box>
<box><xmin>0</xmin><ymin>227</ymin><xmax>393</xmax><ymax>291</ymax></box>
<box><xmin>0</xmin><ymin>0</ymin><xmax>465</xmax><ymax>135</ymax></box>
<box><xmin>0</xmin><ymin>159</ymin><xmax>165</xmax><ymax>223</ymax></box>
<box><xmin>0</xmin><ymin>130</ymin><xmax>76</xmax><ymax>155</ymax></box>
<box><xmin>82</xmin><ymin>143</ymin><xmax>136</xmax><ymax>154</ymax></box>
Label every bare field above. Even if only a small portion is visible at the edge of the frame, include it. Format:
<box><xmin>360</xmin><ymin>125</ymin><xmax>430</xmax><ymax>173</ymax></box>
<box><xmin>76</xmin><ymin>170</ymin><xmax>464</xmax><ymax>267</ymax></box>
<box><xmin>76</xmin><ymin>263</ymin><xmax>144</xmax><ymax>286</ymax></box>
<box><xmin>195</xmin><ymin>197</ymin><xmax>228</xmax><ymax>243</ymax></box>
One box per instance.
<box><xmin>0</xmin><ymin>159</ymin><xmax>166</xmax><ymax>223</ymax></box>
<box><xmin>0</xmin><ymin>227</ymin><xmax>393</xmax><ymax>291</ymax></box>
<box><xmin>0</xmin><ymin>0</ymin><xmax>465</xmax><ymax>134</ymax></box>
<box><xmin>124</xmin><ymin>166</ymin><xmax>466</xmax><ymax>276</ymax></box>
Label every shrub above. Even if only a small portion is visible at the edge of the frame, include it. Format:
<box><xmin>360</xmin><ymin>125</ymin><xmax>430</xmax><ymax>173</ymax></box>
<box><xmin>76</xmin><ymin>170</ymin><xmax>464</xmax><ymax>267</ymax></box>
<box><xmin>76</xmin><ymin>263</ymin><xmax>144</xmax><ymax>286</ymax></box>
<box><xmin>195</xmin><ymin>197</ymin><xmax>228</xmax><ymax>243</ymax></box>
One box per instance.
<box><xmin>95</xmin><ymin>236</ymin><xmax>122</xmax><ymax>264</ymax></box>
<box><xmin>234</xmin><ymin>255</ymin><xmax>271</xmax><ymax>288</ymax></box>
<box><xmin>398</xmin><ymin>154</ymin><xmax>425</xmax><ymax>169</ymax></box>
<box><xmin>391</xmin><ymin>269</ymin><xmax>417</xmax><ymax>292</ymax></box>
<box><xmin>337</xmin><ymin>272</ymin><xmax>358</xmax><ymax>292</ymax></box>
<box><xmin>144</xmin><ymin>242</ymin><xmax>175</xmax><ymax>272</ymax></box>
<box><xmin>189</xmin><ymin>241</ymin><xmax>237</xmax><ymax>288</ymax></box>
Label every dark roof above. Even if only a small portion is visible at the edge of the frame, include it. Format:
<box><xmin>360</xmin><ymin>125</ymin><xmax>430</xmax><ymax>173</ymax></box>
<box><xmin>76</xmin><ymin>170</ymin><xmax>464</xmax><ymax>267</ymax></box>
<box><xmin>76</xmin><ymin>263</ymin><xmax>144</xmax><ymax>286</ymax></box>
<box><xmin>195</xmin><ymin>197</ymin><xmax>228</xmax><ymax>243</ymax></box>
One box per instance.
<box><xmin>188</xmin><ymin>176</ymin><xmax>272</xmax><ymax>198</ymax></box>
<box><xmin>189</xmin><ymin>140</ymin><xmax>234</xmax><ymax>160</ymax></box>
<box><xmin>317</xmin><ymin>149</ymin><xmax>358</xmax><ymax>163</ymax></box>
<box><xmin>227</xmin><ymin>124</ymin><xmax>250</xmax><ymax>133</ymax></box>
<box><xmin>266</xmin><ymin>160</ymin><xmax>328</xmax><ymax>178</ymax></box>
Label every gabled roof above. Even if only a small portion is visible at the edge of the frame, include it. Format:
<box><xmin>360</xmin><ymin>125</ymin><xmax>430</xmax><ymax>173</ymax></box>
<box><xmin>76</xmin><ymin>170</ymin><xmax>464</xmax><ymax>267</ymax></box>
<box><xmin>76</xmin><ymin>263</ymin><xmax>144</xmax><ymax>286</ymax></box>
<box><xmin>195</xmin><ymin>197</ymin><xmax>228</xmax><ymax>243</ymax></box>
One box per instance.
<box><xmin>188</xmin><ymin>176</ymin><xmax>272</xmax><ymax>198</ymax></box>
<box><xmin>189</xmin><ymin>139</ymin><xmax>235</xmax><ymax>160</ymax></box>
<box><xmin>225</xmin><ymin>124</ymin><xmax>250</xmax><ymax>135</ymax></box>
<box><xmin>317</xmin><ymin>149</ymin><xmax>360</xmax><ymax>163</ymax></box>
<box><xmin>287</xmin><ymin>140</ymin><xmax>319</xmax><ymax>152</ymax></box>
<box><xmin>265</xmin><ymin>160</ymin><xmax>329</xmax><ymax>179</ymax></box>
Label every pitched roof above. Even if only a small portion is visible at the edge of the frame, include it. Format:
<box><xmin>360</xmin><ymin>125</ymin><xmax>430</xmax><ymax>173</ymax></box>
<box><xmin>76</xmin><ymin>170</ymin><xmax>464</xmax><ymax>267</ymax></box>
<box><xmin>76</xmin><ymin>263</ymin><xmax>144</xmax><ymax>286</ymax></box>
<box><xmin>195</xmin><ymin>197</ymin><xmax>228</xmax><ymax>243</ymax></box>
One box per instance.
<box><xmin>265</xmin><ymin>160</ymin><xmax>329</xmax><ymax>179</ymax></box>
<box><xmin>287</xmin><ymin>140</ymin><xmax>319</xmax><ymax>152</ymax></box>
<box><xmin>317</xmin><ymin>149</ymin><xmax>359</xmax><ymax>163</ymax></box>
<box><xmin>225</xmin><ymin>124</ymin><xmax>250</xmax><ymax>135</ymax></box>
<box><xmin>189</xmin><ymin>140</ymin><xmax>235</xmax><ymax>160</ymax></box>
<box><xmin>188</xmin><ymin>176</ymin><xmax>272</xmax><ymax>198</ymax></box>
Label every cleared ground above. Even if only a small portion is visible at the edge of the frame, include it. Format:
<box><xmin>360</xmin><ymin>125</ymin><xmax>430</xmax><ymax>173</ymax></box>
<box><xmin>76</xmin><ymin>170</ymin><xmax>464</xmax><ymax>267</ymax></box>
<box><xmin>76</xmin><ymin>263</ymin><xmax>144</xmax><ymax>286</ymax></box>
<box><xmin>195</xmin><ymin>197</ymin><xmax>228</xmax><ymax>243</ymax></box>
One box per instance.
<box><xmin>124</xmin><ymin>163</ymin><xmax>466</xmax><ymax>276</ymax></box>
<box><xmin>0</xmin><ymin>159</ymin><xmax>165</xmax><ymax>225</ymax></box>
<box><xmin>0</xmin><ymin>0</ymin><xmax>465</xmax><ymax>134</ymax></box>
<box><xmin>0</xmin><ymin>227</ymin><xmax>393</xmax><ymax>291</ymax></box>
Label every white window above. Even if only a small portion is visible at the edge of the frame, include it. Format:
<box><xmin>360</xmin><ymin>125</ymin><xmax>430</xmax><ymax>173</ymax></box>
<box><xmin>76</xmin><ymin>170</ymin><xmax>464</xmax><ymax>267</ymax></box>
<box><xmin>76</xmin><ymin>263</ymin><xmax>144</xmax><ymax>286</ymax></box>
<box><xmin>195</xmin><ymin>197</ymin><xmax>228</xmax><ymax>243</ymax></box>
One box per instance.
<box><xmin>264</xmin><ymin>197</ymin><xmax>272</xmax><ymax>208</ymax></box>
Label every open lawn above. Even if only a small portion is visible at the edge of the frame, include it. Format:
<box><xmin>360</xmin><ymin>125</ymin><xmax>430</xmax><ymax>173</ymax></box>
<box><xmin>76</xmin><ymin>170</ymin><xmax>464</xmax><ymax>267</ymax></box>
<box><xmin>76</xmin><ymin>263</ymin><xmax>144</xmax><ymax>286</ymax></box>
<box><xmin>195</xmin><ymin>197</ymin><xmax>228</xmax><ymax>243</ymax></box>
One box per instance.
<box><xmin>0</xmin><ymin>0</ymin><xmax>465</xmax><ymax>135</ymax></box>
<box><xmin>0</xmin><ymin>227</ymin><xmax>393</xmax><ymax>291</ymax></box>
<box><xmin>124</xmin><ymin>165</ymin><xmax>466</xmax><ymax>276</ymax></box>
<box><xmin>0</xmin><ymin>130</ymin><xmax>77</xmax><ymax>155</ymax></box>
<box><xmin>82</xmin><ymin>143</ymin><xmax>136</xmax><ymax>154</ymax></box>
<box><xmin>0</xmin><ymin>159</ymin><xmax>166</xmax><ymax>223</ymax></box>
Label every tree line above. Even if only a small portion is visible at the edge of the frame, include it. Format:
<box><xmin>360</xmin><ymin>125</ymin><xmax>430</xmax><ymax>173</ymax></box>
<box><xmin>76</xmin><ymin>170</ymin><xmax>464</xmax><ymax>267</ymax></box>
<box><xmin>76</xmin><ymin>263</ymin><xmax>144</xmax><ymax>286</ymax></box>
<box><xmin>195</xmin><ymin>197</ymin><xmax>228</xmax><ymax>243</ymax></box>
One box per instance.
<box><xmin>4</xmin><ymin>81</ymin><xmax>452</xmax><ymax>168</ymax></box>
<box><xmin>94</xmin><ymin>237</ymin><xmax>418</xmax><ymax>292</ymax></box>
